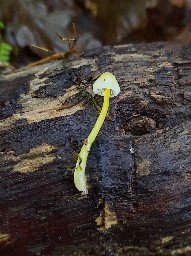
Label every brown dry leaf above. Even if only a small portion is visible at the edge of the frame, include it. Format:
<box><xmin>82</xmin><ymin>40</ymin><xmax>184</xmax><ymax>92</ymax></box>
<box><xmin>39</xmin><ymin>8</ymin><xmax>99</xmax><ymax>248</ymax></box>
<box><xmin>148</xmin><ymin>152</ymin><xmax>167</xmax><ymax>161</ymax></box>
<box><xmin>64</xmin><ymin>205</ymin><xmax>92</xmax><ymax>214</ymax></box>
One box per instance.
<box><xmin>169</xmin><ymin>0</ymin><xmax>185</xmax><ymax>8</ymax></box>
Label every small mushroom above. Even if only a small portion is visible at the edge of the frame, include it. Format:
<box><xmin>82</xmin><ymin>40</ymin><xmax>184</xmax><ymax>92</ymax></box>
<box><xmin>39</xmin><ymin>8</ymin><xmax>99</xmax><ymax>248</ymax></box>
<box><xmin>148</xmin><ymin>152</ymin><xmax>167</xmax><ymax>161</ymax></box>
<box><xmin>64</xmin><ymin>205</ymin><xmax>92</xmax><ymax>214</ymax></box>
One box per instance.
<box><xmin>93</xmin><ymin>72</ymin><xmax>120</xmax><ymax>97</ymax></box>
<box><xmin>74</xmin><ymin>72</ymin><xmax>120</xmax><ymax>194</ymax></box>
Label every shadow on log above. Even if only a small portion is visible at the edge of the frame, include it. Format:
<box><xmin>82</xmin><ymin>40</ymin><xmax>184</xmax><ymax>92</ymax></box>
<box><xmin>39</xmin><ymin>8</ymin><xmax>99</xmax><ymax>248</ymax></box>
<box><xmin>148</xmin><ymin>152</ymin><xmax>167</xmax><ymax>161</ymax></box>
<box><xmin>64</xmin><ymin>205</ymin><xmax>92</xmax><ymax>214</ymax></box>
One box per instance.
<box><xmin>0</xmin><ymin>43</ymin><xmax>191</xmax><ymax>255</ymax></box>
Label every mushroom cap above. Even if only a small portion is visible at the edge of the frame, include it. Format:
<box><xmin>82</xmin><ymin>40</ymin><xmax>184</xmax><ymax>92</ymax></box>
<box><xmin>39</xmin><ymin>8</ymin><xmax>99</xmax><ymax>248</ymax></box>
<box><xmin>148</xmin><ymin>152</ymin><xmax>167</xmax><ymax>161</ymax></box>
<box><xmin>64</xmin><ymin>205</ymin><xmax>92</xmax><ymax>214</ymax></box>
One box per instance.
<box><xmin>93</xmin><ymin>72</ymin><xmax>120</xmax><ymax>97</ymax></box>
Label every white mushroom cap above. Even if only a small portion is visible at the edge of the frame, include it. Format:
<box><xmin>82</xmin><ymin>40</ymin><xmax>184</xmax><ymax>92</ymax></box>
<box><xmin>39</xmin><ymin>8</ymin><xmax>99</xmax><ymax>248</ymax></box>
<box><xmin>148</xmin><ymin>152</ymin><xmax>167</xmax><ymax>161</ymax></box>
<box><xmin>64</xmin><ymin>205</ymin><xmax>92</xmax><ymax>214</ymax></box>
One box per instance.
<box><xmin>93</xmin><ymin>72</ymin><xmax>120</xmax><ymax>97</ymax></box>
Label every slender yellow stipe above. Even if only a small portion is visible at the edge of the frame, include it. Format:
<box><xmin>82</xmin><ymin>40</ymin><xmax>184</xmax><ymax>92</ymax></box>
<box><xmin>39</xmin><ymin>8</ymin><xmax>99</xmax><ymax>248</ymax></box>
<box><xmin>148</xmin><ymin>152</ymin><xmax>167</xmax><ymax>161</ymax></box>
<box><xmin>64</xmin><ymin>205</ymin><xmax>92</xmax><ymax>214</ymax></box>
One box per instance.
<box><xmin>74</xmin><ymin>89</ymin><xmax>110</xmax><ymax>194</ymax></box>
<box><xmin>88</xmin><ymin>89</ymin><xmax>110</xmax><ymax>143</ymax></box>
<box><xmin>74</xmin><ymin>72</ymin><xmax>120</xmax><ymax>194</ymax></box>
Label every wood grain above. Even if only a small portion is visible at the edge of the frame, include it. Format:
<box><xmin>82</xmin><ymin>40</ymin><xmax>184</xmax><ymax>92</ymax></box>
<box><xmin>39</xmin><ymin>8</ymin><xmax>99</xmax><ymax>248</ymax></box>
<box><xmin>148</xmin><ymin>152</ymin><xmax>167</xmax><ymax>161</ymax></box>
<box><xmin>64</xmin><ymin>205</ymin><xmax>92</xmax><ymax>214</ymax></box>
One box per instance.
<box><xmin>0</xmin><ymin>43</ymin><xmax>191</xmax><ymax>255</ymax></box>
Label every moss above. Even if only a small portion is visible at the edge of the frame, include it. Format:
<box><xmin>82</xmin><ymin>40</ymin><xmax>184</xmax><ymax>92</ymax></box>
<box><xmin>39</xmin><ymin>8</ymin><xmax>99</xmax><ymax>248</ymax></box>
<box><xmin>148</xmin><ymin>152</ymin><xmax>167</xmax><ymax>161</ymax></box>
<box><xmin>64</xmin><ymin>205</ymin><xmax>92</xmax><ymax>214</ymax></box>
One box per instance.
<box><xmin>0</xmin><ymin>21</ymin><xmax>12</xmax><ymax>64</ymax></box>
<box><xmin>78</xmin><ymin>84</ymin><xmax>102</xmax><ymax>113</ymax></box>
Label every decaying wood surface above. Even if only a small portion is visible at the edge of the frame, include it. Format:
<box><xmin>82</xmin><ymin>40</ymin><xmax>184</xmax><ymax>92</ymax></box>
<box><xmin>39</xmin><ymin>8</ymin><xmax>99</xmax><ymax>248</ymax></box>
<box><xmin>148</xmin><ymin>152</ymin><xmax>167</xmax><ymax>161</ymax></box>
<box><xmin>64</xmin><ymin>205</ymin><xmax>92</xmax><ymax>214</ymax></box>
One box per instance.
<box><xmin>0</xmin><ymin>43</ymin><xmax>191</xmax><ymax>256</ymax></box>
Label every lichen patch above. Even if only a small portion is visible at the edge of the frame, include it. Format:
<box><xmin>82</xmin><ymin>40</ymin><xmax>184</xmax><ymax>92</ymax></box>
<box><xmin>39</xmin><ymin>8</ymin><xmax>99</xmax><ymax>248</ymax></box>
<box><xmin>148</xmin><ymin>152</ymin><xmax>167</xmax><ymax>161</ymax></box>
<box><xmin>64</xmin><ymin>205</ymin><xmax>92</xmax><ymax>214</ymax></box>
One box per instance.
<box><xmin>0</xmin><ymin>233</ymin><xmax>10</xmax><ymax>244</ymax></box>
<box><xmin>137</xmin><ymin>159</ymin><xmax>151</xmax><ymax>177</ymax></box>
<box><xmin>17</xmin><ymin>85</ymin><xmax>84</xmax><ymax>123</ymax></box>
<box><xmin>0</xmin><ymin>115</ymin><xmax>19</xmax><ymax>131</ymax></box>
<box><xmin>15</xmin><ymin>65</ymin><xmax>85</xmax><ymax>124</ymax></box>
<box><xmin>161</xmin><ymin>236</ymin><xmax>173</xmax><ymax>244</ymax></box>
<box><xmin>96</xmin><ymin>200</ymin><xmax>118</xmax><ymax>231</ymax></box>
<box><xmin>11</xmin><ymin>144</ymin><xmax>56</xmax><ymax>173</ymax></box>
<box><xmin>169</xmin><ymin>141</ymin><xmax>181</xmax><ymax>151</ymax></box>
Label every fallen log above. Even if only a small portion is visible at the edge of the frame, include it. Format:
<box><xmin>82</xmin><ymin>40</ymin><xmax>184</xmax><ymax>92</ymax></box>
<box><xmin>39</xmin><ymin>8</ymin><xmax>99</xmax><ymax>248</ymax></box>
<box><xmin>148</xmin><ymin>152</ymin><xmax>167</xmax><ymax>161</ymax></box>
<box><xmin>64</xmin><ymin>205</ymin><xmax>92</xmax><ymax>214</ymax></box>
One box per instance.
<box><xmin>0</xmin><ymin>43</ymin><xmax>191</xmax><ymax>255</ymax></box>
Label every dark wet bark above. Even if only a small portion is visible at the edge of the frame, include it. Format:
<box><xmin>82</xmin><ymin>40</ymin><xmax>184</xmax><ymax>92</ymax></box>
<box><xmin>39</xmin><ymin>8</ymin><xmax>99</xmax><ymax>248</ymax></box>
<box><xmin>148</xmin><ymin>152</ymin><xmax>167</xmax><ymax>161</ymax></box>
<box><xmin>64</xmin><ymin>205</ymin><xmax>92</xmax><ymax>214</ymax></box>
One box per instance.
<box><xmin>0</xmin><ymin>43</ymin><xmax>191</xmax><ymax>256</ymax></box>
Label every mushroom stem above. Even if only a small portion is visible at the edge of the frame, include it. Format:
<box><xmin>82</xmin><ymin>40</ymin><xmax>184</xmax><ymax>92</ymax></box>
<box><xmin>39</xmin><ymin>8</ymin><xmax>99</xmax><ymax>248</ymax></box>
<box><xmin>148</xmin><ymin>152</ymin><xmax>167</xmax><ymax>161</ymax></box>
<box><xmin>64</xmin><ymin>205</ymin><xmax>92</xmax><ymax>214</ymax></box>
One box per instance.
<box><xmin>74</xmin><ymin>88</ymin><xmax>111</xmax><ymax>194</ymax></box>
<box><xmin>88</xmin><ymin>89</ymin><xmax>111</xmax><ymax>143</ymax></box>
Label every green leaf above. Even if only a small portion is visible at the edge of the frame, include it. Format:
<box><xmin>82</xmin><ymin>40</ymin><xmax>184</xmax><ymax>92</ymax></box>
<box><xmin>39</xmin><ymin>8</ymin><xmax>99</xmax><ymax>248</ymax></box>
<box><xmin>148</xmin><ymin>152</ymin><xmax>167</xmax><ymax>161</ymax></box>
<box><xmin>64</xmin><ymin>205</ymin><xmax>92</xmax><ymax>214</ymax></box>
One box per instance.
<box><xmin>0</xmin><ymin>42</ymin><xmax>12</xmax><ymax>64</ymax></box>
<box><xmin>0</xmin><ymin>21</ymin><xmax>4</xmax><ymax>30</ymax></box>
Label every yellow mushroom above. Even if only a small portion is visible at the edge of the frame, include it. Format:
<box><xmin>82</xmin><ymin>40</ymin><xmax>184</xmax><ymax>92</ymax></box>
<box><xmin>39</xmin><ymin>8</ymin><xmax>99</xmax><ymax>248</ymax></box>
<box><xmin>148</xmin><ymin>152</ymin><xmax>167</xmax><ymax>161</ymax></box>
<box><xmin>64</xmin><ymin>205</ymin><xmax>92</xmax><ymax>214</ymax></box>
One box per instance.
<box><xmin>74</xmin><ymin>72</ymin><xmax>120</xmax><ymax>194</ymax></box>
